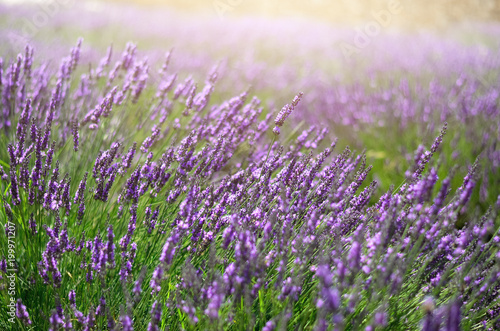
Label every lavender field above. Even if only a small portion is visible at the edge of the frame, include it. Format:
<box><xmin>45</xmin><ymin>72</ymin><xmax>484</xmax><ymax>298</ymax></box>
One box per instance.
<box><xmin>0</xmin><ymin>1</ymin><xmax>500</xmax><ymax>330</ymax></box>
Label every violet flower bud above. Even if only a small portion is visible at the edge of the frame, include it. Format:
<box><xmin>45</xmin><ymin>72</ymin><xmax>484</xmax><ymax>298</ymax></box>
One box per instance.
<box><xmin>16</xmin><ymin>299</ymin><xmax>32</xmax><ymax>326</ymax></box>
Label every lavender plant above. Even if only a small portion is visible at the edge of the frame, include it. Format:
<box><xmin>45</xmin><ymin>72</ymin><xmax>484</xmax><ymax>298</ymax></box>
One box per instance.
<box><xmin>0</xmin><ymin>39</ymin><xmax>499</xmax><ymax>331</ymax></box>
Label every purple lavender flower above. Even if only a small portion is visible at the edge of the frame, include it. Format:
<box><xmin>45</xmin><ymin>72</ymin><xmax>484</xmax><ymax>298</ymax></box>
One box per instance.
<box><xmin>133</xmin><ymin>266</ymin><xmax>147</xmax><ymax>297</ymax></box>
<box><xmin>23</xmin><ymin>45</ymin><xmax>34</xmax><ymax>80</ymax></box>
<box><xmin>95</xmin><ymin>45</ymin><xmax>113</xmax><ymax>78</ymax></box>
<box><xmin>119</xmin><ymin>204</ymin><xmax>138</xmax><ymax>253</ymax></box>
<box><xmin>0</xmin><ymin>165</ymin><xmax>7</xmax><ymax>181</ymax></box>
<box><xmin>16</xmin><ymin>299</ymin><xmax>32</xmax><ymax>326</ymax></box>
<box><xmin>7</xmin><ymin>144</ymin><xmax>16</xmax><ymax>166</ymax></box>
<box><xmin>150</xmin><ymin>265</ymin><xmax>164</xmax><ymax>294</ymax></box>
<box><xmin>119</xmin><ymin>242</ymin><xmax>137</xmax><ymax>282</ymax></box>
<box><xmin>445</xmin><ymin>300</ymin><xmax>461</xmax><ymax>331</ymax></box>
<box><xmin>262</xmin><ymin>320</ymin><xmax>276</xmax><ymax>331</ymax></box>
<box><xmin>348</xmin><ymin>241</ymin><xmax>361</xmax><ymax>270</ymax></box>
<box><xmin>1</xmin><ymin>258</ymin><xmax>7</xmax><ymax>273</ymax></box>
<box><xmin>274</xmin><ymin>92</ymin><xmax>303</xmax><ymax>128</ymax></box>
<box><xmin>9</xmin><ymin>167</ymin><xmax>20</xmax><ymax>205</ymax></box>
<box><xmin>107</xmin><ymin>225</ymin><xmax>116</xmax><ymax>269</ymax></box>
<box><xmin>72</xmin><ymin>119</ymin><xmax>79</xmax><ymax>152</ymax></box>
<box><xmin>75</xmin><ymin>172</ymin><xmax>88</xmax><ymax>221</ymax></box>
<box><xmin>120</xmin><ymin>313</ymin><xmax>133</xmax><ymax>331</ymax></box>
<box><xmin>69</xmin><ymin>290</ymin><xmax>76</xmax><ymax>308</ymax></box>
<box><xmin>0</xmin><ymin>36</ymin><xmax>497</xmax><ymax>331</ymax></box>
<box><xmin>49</xmin><ymin>310</ymin><xmax>63</xmax><ymax>331</ymax></box>
<box><xmin>83</xmin><ymin>307</ymin><xmax>95</xmax><ymax>331</ymax></box>
<box><xmin>96</xmin><ymin>296</ymin><xmax>106</xmax><ymax>316</ymax></box>
<box><xmin>63</xmin><ymin>314</ymin><xmax>73</xmax><ymax>330</ymax></box>
<box><xmin>204</xmin><ymin>281</ymin><xmax>223</xmax><ymax>319</ymax></box>
<box><xmin>43</xmin><ymin>141</ymin><xmax>56</xmax><ymax>177</ymax></box>
<box><xmin>120</xmin><ymin>142</ymin><xmax>137</xmax><ymax>176</ymax></box>
<box><xmin>28</xmin><ymin>213</ymin><xmax>37</xmax><ymax>235</ymax></box>
<box><xmin>141</xmin><ymin>128</ymin><xmax>161</xmax><ymax>153</ymax></box>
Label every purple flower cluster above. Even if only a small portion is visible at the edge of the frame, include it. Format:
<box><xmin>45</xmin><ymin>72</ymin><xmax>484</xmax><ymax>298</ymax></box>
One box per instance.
<box><xmin>0</xmin><ymin>38</ymin><xmax>498</xmax><ymax>330</ymax></box>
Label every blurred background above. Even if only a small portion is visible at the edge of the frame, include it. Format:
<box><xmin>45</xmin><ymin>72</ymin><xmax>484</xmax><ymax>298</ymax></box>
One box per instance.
<box><xmin>3</xmin><ymin>0</ymin><xmax>499</xmax><ymax>24</ymax></box>
<box><xmin>2</xmin><ymin>0</ymin><xmax>498</xmax><ymax>71</ymax></box>
<box><xmin>5</xmin><ymin>0</ymin><xmax>498</xmax><ymax>26</ymax></box>
<box><xmin>2</xmin><ymin>0</ymin><xmax>499</xmax><ymax>56</ymax></box>
<box><xmin>110</xmin><ymin>0</ymin><xmax>500</xmax><ymax>27</ymax></box>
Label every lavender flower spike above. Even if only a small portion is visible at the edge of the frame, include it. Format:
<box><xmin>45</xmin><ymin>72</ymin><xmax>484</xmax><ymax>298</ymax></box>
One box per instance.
<box><xmin>274</xmin><ymin>91</ymin><xmax>303</xmax><ymax>128</ymax></box>
<box><xmin>16</xmin><ymin>299</ymin><xmax>32</xmax><ymax>326</ymax></box>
